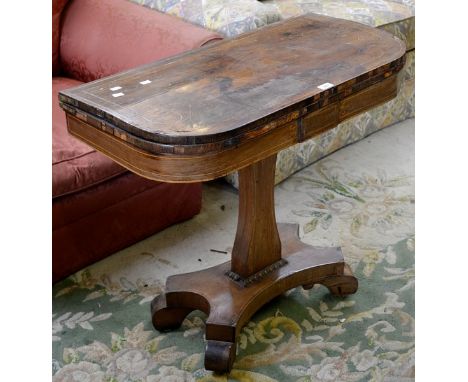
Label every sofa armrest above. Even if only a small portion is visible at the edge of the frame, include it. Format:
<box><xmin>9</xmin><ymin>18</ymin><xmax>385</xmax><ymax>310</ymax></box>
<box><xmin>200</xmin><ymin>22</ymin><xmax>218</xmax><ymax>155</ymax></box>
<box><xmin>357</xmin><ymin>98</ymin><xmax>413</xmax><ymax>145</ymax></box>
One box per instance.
<box><xmin>59</xmin><ymin>0</ymin><xmax>222</xmax><ymax>82</ymax></box>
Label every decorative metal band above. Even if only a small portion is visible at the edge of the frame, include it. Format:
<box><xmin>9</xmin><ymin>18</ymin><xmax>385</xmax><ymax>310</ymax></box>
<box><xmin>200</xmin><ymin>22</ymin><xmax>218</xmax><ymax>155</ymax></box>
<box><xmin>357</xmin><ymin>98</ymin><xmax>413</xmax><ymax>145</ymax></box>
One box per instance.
<box><xmin>226</xmin><ymin>259</ymin><xmax>288</xmax><ymax>287</ymax></box>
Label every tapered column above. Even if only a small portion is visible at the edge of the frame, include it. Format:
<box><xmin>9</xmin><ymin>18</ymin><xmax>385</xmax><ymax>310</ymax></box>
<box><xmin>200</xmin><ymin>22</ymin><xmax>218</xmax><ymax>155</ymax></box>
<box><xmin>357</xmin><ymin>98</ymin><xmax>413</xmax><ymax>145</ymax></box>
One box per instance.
<box><xmin>231</xmin><ymin>154</ymin><xmax>281</xmax><ymax>278</ymax></box>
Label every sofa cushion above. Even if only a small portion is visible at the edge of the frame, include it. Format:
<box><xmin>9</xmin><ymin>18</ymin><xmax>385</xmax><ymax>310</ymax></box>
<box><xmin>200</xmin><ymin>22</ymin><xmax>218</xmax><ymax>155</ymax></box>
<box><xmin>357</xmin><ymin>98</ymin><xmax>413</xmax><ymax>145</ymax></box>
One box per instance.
<box><xmin>59</xmin><ymin>0</ymin><xmax>222</xmax><ymax>82</ymax></box>
<box><xmin>263</xmin><ymin>0</ymin><xmax>415</xmax><ymax>50</ymax></box>
<box><xmin>53</xmin><ymin>168</ymin><xmax>161</xmax><ymax>230</ymax></box>
<box><xmin>52</xmin><ymin>0</ymin><xmax>69</xmax><ymax>75</ymax></box>
<box><xmin>53</xmin><ymin>77</ymin><xmax>127</xmax><ymax>198</ymax></box>
<box><xmin>53</xmin><ymin>178</ymin><xmax>202</xmax><ymax>282</ymax></box>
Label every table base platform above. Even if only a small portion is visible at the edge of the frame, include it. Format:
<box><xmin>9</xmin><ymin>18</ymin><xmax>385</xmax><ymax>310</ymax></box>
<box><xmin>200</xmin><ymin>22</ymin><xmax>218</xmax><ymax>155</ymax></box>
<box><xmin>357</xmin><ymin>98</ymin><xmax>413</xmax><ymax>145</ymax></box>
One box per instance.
<box><xmin>150</xmin><ymin>223</ymin><xmax>357</xmax><ymax>373</ymax></box>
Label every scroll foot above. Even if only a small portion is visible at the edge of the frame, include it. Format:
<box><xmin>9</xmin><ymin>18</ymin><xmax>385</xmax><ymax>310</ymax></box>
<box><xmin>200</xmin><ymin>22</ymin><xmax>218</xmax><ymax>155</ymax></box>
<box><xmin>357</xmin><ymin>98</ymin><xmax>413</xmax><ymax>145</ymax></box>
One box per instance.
<box><xmin>150</xmin><ymin>294</ymin><xmax>193</xmax><ymax>331</ymax></box>
<box><xmin>303</xmin><ymin>263</ymin><xmax>358</xmax><ymax>297</ymax></box>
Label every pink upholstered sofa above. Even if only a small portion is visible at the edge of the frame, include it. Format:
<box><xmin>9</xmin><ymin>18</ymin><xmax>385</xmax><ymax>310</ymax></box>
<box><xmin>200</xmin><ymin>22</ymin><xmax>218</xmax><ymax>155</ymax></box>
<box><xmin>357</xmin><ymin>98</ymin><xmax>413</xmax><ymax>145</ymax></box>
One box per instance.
<box><xmin>52</xmin><ymin>0</ymin><xmax>222</xmax><ymax>282</ymax></box>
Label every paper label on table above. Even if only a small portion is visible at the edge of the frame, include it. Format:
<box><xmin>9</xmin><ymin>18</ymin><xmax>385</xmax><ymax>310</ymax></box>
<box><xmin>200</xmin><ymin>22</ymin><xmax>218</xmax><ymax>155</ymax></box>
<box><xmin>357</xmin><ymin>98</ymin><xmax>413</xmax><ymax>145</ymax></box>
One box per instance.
<box><xmin>317</xmin><ymin>82</ymin><xmax>334</xmax><ymax>90</ymax></box>
<box><xmin>140</xmin><ymin>80</ymin><xmax>152</xmax><ymax>85</ymax></box>
<box><xmin>112</xmin><ymin>92</ymin><xmax>124</xmax><ymax>98</ymax></box>
<box><xmin>110</xmin><ymin>86</ymin><xmax>122</xmax><ymax>91</ymax></box>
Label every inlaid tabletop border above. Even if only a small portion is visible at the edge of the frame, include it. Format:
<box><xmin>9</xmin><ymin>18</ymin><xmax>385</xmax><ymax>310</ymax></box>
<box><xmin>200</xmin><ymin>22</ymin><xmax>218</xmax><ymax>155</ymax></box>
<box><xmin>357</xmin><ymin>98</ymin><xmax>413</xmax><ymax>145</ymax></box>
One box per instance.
<box><xmin>59</xmin><ymin>14</ymin><xmax>406</xmax><ymax>155</ymax></box>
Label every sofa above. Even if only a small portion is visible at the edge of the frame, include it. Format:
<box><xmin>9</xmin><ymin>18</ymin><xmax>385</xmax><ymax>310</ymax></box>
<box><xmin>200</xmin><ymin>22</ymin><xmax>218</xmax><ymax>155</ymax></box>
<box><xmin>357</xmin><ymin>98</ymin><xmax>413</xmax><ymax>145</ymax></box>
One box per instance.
<box><xmin>52</xmin><ymin>0</ymin><xmax>222</xmax><ymax>282</ymax></box>
<box><xmin>131</xmin><ymin>0</ymin><xmax>415</xmax><ymax>188</ymax></box>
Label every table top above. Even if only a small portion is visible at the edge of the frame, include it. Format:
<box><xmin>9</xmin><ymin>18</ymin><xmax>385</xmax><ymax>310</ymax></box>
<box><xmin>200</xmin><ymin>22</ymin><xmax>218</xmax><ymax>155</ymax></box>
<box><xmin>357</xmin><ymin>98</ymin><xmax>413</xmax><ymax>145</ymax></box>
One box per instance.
<box><xmin>59</xmin><ymin>14</ymin><xmax>405</xmax><ymax>158</ymax></box>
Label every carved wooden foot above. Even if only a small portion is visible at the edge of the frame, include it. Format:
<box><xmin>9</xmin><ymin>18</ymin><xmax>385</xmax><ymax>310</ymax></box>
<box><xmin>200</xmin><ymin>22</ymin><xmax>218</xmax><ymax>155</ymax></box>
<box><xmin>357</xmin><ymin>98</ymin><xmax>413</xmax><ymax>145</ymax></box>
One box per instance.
<box><xmin>150</xmin><ymin>223</ymin><xmax>358</xmax><ymax>373</ymax></box>
<box><xmin>302</xmin><ymin>263</ymin><xmax>358</xmax><ymax>296</ymax></box>
<box><xmin>150</xmin><ymin>294</ymin><xmax>194</xmax><ymax>331</ymax></box>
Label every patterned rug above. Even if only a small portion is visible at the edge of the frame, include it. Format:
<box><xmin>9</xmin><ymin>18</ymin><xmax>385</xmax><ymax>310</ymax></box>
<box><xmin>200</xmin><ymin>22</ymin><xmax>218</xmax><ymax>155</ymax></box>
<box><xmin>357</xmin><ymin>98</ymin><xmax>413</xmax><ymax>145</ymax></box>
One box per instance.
<box><xmin>52</xmin><ymin>119</ymin><xmax>414</xmax><ymax>382</ymax></box>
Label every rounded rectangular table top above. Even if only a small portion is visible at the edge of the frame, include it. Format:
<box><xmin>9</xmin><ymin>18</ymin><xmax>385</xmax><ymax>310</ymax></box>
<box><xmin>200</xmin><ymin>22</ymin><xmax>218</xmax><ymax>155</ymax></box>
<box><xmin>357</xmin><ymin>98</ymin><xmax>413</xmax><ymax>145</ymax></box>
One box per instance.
<box><xmin>59</xmin><ymin>14</ymin><xmax>405</xmax><ymax>156</ymax></box>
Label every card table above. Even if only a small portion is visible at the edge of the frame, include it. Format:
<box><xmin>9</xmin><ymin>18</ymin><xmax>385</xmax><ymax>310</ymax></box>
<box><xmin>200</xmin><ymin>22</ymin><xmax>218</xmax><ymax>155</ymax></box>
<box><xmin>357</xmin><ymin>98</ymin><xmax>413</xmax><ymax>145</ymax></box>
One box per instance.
<box><xmin>60</xmin><ymin>14</ymin><xmax>405</xmax><ymax>372</ymax></box>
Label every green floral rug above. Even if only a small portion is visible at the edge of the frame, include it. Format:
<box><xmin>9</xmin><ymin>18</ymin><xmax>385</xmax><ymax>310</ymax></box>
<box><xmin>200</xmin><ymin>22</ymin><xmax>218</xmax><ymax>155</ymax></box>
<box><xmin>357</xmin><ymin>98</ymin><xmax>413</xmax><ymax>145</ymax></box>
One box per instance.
<box><xmin>52</xmin><ymin>120</ymin><xmax>414</xmax><ymax>382</ymax></box>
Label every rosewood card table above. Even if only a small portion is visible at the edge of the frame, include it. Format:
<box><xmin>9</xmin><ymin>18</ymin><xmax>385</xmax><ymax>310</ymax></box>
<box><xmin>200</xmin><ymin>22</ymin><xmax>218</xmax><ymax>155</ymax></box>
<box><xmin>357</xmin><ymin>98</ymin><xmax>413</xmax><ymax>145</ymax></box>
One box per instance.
<box><xmin>59</xmin><ymin>14</ymin><xmax>405</xmax><ymax>373</ymax></box>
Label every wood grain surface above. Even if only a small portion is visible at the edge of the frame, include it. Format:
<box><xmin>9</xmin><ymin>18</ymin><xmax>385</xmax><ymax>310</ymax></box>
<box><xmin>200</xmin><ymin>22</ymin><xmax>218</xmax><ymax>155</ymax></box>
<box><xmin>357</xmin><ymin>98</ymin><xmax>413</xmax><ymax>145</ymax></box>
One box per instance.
<box><xmin>231</xmin><ymin>154</ymin><xmax>281</xmax><ymax>278</ymax></box>
<box><xmin>59</xmin><ymin>14</ymin><xmax>405</xmax><ymax>155</ymax></box>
